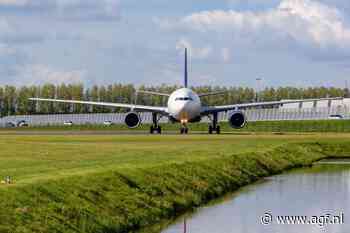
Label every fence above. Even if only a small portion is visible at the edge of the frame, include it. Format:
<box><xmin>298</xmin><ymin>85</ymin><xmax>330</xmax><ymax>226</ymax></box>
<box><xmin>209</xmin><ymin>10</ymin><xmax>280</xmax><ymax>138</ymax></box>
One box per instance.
<box><xmin>0</xmin><ymin>106</ymin><xmax>349</xmax><ymax>127</ymax></box>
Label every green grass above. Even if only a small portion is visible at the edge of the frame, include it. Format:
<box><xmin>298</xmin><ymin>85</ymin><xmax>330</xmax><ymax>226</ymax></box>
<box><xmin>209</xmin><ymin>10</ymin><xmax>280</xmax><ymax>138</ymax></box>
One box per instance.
<box><xmin>0</xmin><ymin>134</ymin><xmax>349</xmax><ymax>185</ymax></box>
<box><xmin>0</xmin><ymin>134</ymin><xmax>349</xmax><ymax>233</ymax></box>
<box><xmin>2</xmin><ymin>119</ymin><xmax>350</xmax><ymax>133</ymax></box>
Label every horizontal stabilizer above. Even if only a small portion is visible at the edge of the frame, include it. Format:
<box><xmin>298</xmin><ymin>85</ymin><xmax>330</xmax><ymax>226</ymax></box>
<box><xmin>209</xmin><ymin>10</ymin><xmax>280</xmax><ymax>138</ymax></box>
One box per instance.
<box><xmin>137</xmin><ymin>90</ymin><xmax>170</xmax><ymax>97</ymax></box>
<box><xmin>199</xmin><ymin>91</ymin><xmax>228</xmax><ymax>97</ymax></box>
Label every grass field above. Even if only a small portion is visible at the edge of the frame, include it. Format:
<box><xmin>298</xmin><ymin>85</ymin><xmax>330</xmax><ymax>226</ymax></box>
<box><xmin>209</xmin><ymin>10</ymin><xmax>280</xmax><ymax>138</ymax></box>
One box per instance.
<box><xmin>0</xmin><ymin>133</ymin><xmax>350</xmax><ymax>233</ymax></box>
<box><xmin>0</xmin><ymin>134</ymin><xmax>284</xmax><ymax>185</ymax></box>
<box><xmin>0</xmin><ymin>134</ymin><xmax>349</xmax><ymax>185</ymax></box>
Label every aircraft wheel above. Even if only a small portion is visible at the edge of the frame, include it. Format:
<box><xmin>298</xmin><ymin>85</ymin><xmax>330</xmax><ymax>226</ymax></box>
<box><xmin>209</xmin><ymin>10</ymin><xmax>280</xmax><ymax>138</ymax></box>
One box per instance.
<box><xmin>180</xmin><ymin>128</ymin><xmax>184</xmax><ymax>134</ymax></box>
<box><xmin>180</xmin><ymin>127</ymin><xmax>188</xmax><ymax>134</ymax></box>
<box><xmin>157</xmin><ymin>126</ymin><xmax>162</xmax><ymax>134</ymax></box>
<box><xmin>150</xmin><ymin>126</ymin><xmax>154</xmax><ymax>134</ymax></box>
<box><xmin>216</xmin><ymin>126</ymin><xmax>221</xmax><ymax>134</ymax></box>
<box><xmin>208</xmin><ymin>125</ymin><xmax>213</xmax><ymax>134</ymax></box>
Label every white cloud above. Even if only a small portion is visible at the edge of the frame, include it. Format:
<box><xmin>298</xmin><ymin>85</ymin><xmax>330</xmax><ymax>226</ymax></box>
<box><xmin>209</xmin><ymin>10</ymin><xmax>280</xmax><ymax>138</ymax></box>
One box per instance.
<box><xmin>0</xmin><ymin>0</ymin><xmax>29</xmax><ymax>7</ymax></box>
<box><xmin>0</xmin><ymin>18</ymin><xmax>13</xmax><ymax>36</ymax></box>
<box><xmin>221</xmin><ymin>47</ymin><xmax>231</xmax><ymax>62</ymax></box>
<box><xmin>55</xmin><ymin>0</ymin><xmax>121</xmax><ymax>20</ymax></box>
<box><xmin>0</xmin><ymin>18</ymin><xmax>44</xmax><ymax>44</ymax></box>
<box><xmin>0</xmin><ymin>0</ymin><xmax>52</xmax><ymax>10</ymax></box>
<box><xmin>0</xmin><ymin>0</ymin><xmax>121</xmax><ymax>20</ymax></box>
<box><xmin>14</xmin><ymin>64</ymin><xmax>87</xmax><ymax>85</ymax></box>
<box><xmin>0</xmin><ymin>43</ymin><xmax>16</xmax><ymax>55</ymax></box>
<box><xmin>175</xmin><ymin>38</ymin><xmax>212</xmax><ymax>59</ymax></box>
<box><xmin>162</xmin><ymin>0</ymin><xmax>350</xmax><ymax>50</ymax></box>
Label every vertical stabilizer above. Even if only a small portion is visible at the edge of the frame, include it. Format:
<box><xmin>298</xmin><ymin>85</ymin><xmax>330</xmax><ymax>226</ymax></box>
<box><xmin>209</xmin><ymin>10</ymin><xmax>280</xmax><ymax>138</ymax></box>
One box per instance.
<box><xmin>184</xmin><ymin>48</ymin><xmax>188</xmax><ymax>88</ymax></box>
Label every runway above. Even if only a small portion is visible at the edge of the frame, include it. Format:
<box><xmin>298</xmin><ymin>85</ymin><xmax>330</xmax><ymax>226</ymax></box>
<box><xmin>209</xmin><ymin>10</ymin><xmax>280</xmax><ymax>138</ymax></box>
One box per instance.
<box><xmin>0</xmin><ymin>130</ymin><xmax>220</xmax><ymax>136</ymax></box>
<box><xmin>0</xmin><ymin>129</ymin><xmax>262</xmax><ymax>136</ymax></box>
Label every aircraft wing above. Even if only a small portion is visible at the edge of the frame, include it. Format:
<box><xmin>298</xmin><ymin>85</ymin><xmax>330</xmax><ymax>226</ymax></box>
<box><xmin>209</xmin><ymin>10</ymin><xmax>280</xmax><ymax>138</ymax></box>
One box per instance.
<box><xmin>201</xmin><ymin>97</ymin><xmax>343</xmax><ymax>115</ymax></box>
<box><xmin>29</xmin><ymin>98</ymin><xmax>168</xmax><ymax>114</ymax></box>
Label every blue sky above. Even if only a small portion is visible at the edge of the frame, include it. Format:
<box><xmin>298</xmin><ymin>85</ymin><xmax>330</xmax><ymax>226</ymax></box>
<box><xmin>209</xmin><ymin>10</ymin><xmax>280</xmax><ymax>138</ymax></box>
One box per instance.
<box><xmin>0</xmin><ymin>0</ymin><xmax>350</xmax><ymax>88</ymax></box>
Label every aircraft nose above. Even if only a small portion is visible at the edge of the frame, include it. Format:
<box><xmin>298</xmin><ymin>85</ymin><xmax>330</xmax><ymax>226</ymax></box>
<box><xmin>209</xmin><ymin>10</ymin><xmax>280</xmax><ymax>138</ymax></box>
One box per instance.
<box><xmin>177</xmin><ymin>101</ymin><xmax>192</xmax><ymax>120</ymax></box>
<box><xmin>179</xmin><ymin>101</ymin><xmax>191</xmax><ymax>111</ymax></box>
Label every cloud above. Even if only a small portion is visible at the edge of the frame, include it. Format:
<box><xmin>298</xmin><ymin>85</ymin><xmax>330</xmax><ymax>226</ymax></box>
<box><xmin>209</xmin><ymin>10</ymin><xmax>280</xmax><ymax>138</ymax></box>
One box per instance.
<box><xmin>55</xmin><ymin>0</ymin><xmax>121</xmax><ymax>21</ymax></box>
<box><xmin>0</xmin><ymin>19</ymin><xmax>13</xmax><ymax>37</ymax></box>
<box><xmin>0</xmin><ymin>0</ymin><xmax>53</xmax><ymax>11</ymax></box>
<box><xmin>0</xmin><ymin>18</ymin><xmax>44</xmax><ymax>45</ymax></box>
<box><xmin>160</xmin><ymin>0</ymin><xmax>350</xmax><ymax>54</ymax></box>
<box><xmin>227</xmin><ymin>0</ymin><xmax>280</xmax><ymax>9</ymax></box>
<box><xmin>0</xmin><ymin>43</ymin><xmax>18</xmax><ymax>56</ymax></box>
<box><xmin>0</xmin><ymin>0</ymin><xmax>29</xmax><ymax>7</ymax></box>
<box><xmin>221</xmin><ymin>47</ymin><xmax>231</xmax><ymax>62</ymax></box>
<box><xmin>0</xmin><ymin>62</ymin><xmax>89</xmax><ymax>86</ymax></box>
<box><xmin>0</xmin><ymin>39</ymin><xmax>88</xmax><ymax>86</ymax></box>
<box><xmin>15</xmin><ymin>64</ymin><xmax>87</xmax><ymax>85</ymax></box>
<box><xmin>0</xmin><ymin>0</ymin><xmax>121</xmax><ymax>20</ymax></box>
<box><xmin>175</xmin><ymin>38</ymin><xmax>212</xmax><ymax>59</ymax></box>
<box><xmin>0</xmin><ymin>43</ymin><xmax>27</xmax><ymax>81</ymax></box>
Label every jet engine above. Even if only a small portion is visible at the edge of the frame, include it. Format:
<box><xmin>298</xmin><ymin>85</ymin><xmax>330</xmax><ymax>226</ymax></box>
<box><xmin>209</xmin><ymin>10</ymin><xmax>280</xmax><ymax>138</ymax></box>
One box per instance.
<box><xmin>125</xmin><ymin>112</ymin><xmax>141</xmax><ymax>128</ymax></box>
<box><xmin>229</xmin><ymin>111</ymin><xmax>246</xmax><ymax>129</ymax></box>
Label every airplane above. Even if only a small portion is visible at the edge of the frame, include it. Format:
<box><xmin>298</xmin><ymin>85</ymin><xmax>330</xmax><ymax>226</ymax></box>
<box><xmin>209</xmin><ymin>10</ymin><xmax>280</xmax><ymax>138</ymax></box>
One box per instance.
<box><xmin>30</xmin><ymin>49</ymin><xmax>343</xmax><ymax>134</ymax></box>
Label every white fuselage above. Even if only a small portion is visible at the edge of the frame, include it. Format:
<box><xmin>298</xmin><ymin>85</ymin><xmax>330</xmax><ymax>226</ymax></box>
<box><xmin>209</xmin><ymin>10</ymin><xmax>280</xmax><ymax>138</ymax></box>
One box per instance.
<box><xmin>167</xmin><ymin>88</ymin><xmax>201</xmax><ymax>123</ymax></box>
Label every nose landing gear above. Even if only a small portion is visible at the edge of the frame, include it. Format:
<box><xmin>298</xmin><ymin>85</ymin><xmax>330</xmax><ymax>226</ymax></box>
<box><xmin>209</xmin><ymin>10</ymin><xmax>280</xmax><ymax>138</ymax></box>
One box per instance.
<box><xmin>180</xmin><ymin>125</ymin><xmax>189</xmax><ymax>134</ymax></box>
<box><xmin>150</xmin><ymin>112</ymin><xmax>162</xmax><ymax>134</ymax></box>
<box><xmin>208</xmin><ymin>112</ymin><xmax>221</xmax><ymax>134</ymax></box>
<box><xmin>180</xmin><ymin>118</ymin><xmax>189</xmax><ymax>134</ymax></box>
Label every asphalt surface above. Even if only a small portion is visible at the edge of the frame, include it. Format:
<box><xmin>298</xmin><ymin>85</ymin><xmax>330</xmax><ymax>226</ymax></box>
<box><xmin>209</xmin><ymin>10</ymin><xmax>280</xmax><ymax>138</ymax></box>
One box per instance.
<box><xmin>0</xmin><ymin>130</ymin><xmax>206</xmax><ymax>135</ymax></box>
<box><xmin>0</xmin><ymin>129</ymin><xmax>256</xmax><ymax>135</ymax></box>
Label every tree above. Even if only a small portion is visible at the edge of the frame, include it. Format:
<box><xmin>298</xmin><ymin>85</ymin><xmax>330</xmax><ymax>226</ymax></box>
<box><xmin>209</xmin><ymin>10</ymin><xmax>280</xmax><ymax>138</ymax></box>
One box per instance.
<box><xmin>39</xmin><ymin>84</ymin><xmax>56</xmax><ymax>114</ymax></box>
<box><xmin>3</xmin><ymin>86</ymin><xmax>16</xmax><ymax>116</ymax></box>
<box><xmin>0</xmin><ymin>83</ymin><xmax>347</xmax><ymax>116</ymax></box>
<box><xmin>17</xmin><ymin>86</ymin><xmax>30</xmax><ymax>115</ymax></box>
<box><xmin>0</xmin><ymin>87</ymin><xmax>4</xmax><ymax>117</ymax></box>
<box><xmin>70</xmin><ymin>84</ymin><xmax>84</xmax><ymax>113</ymax></box>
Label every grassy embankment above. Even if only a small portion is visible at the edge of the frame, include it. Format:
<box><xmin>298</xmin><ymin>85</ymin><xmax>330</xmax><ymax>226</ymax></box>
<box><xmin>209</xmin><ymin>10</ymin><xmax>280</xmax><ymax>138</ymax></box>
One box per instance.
<box><xmin>2</xmin><ymin>119</ymin><xmax>350</xmax><ymax>133</ymax></box>
<box><xmin>0</xmin><ymin>134</ymin><xmax>349</xmax><ymax>232</ymax></box>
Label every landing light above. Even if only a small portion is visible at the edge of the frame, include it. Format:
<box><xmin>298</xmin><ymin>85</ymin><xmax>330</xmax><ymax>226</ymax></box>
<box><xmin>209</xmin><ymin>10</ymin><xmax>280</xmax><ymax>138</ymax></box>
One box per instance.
<box><xmin>181</xmin><ymin>119</ymin><xmax>188</xmax><ymax>124</ymax></box>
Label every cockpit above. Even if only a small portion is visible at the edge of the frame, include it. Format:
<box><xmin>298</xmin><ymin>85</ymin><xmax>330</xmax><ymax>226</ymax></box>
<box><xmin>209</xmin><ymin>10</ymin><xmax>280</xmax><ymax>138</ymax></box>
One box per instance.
<box><xmin>175</xmin><ymin>97</ymin><xmax>193</xmax><ymax>101</ymax></box>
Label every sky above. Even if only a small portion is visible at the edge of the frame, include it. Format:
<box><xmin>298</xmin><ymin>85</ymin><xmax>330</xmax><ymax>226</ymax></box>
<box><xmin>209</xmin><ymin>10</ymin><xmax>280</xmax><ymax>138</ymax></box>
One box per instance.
<box><xmin>0</xmin><ymin>0</ymin><xmax>350</xmax><ymax>88</ymax></box>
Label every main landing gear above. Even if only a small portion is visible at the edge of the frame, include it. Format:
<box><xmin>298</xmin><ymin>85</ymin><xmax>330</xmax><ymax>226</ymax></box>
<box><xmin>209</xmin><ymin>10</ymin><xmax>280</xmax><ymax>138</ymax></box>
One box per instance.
<box><xmin>208</xmin><ymin>112</ymin><xmax>221</xmax><ymax>134</ymax></box>
<box><xmin>150</xmin><ymin>112</ymin><xmax>162</xmax><ymax>134</ymax></box>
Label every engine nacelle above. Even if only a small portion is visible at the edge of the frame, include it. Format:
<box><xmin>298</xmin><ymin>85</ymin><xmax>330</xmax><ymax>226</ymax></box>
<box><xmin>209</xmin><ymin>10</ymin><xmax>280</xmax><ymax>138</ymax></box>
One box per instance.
<box><xmin>125</xmin><ymin>112</ymin><xmax>141</xmax><ymax>128</ymax></box>
<box><xmin>229</xmin><ymin>111</ymin><xmax>246</xmax><ymax>129</ymax></box>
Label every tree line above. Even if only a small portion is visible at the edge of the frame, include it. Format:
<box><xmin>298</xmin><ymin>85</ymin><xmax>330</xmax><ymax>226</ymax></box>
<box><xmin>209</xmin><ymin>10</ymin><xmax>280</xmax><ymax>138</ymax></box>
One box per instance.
<box><xmin>0</xmin><ymin>83</ymin><xmax>348</xmax><ymax>116</ymax></box>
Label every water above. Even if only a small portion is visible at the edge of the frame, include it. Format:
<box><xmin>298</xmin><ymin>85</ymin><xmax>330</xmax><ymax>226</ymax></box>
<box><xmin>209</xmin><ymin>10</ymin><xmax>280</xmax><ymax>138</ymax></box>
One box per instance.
<box><xmin>162</xmin><ymin>160</ymin><xmax>350</xmax><ymax>233</ymax></box>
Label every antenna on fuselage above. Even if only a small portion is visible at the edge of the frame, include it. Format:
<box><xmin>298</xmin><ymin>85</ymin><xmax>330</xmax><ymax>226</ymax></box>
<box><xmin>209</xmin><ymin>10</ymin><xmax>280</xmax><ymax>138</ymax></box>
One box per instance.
<box><xmin>184</xmin><ymin>48</ymin><xmax>188</xmax><ymax>88</ymax></box>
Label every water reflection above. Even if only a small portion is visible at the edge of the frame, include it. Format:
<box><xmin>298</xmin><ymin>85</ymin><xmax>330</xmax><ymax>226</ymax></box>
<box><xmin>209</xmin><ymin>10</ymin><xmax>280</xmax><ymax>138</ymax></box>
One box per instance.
<box><xmin>162</xmin><ymin>163</ymin><xmax>350</xmax><ymax>233</ymax></box>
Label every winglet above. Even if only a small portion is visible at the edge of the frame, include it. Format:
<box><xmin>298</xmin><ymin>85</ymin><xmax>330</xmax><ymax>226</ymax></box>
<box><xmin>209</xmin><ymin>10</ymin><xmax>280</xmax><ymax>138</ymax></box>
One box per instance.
<box><xmin>184</xmin><ymin>48</ymin><xmax>188</xmax><ymax>88</ymax></box>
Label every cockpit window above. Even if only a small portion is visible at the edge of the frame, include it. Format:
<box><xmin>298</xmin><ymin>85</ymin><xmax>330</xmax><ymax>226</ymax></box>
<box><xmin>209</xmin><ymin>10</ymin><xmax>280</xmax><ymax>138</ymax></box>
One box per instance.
<box><xmin>175</xmin><ymin>97</ymin><xmax>193</xmax><ymax>101</ymax></box>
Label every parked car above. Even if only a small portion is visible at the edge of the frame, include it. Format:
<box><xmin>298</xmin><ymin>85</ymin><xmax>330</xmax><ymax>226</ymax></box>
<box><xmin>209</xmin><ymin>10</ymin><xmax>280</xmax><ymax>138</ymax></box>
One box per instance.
<box><xmin>103</xmin><ymin>121</ymin><xmax>113</xmax><ymax>126</ymax></box>
<box><xmin>328</xmin><ymin>114</ymin><xmax>344</xmax><ymax>120</ymax></box>
<box><xmin>63</xmin><ymin>121</ymin><xmax>73</xmax><ymax>126</ymax></box>
<box><xmin>5</xmin><ymin>122</ymin><xmax>16</xmax><ymax>128</ymax></box>
<box><xmin>17</xmin><ymin>120</ymin><xmax>28</xmax><ymax>127</ymax></box>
